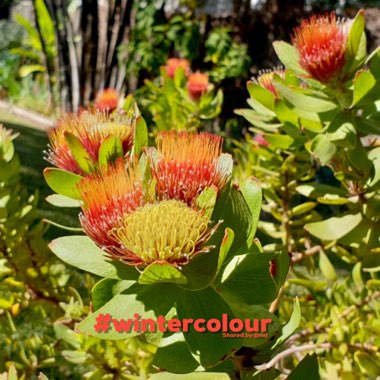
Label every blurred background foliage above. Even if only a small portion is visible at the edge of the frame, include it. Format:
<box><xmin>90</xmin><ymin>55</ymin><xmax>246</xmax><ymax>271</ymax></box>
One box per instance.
<box><xmin>0</xmin><ymin>0</ymin><xmax>380</xmax><ymax>379</ymax></box>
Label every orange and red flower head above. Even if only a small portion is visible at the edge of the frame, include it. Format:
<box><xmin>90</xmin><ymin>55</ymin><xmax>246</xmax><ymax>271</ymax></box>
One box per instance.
<box><xmin>95</xmin><ymin>88</ymin><xmax>119</xmax><ymax>112</ymax></box>
<box><xmin>77</xmin><ymin>160</ymin><xmax>144</xmax><ymax>249</ymax></box>
<box><xmin>47</xmin><ymin>109</ymin><xmax>133</xmax><ymax>175</ymax></box>
<box><xmin>256</xmin><ymin>69</ymin><xmax>285</xmax><ymax>98</ymax></box>
<box><xmin>187</xmin><ymin>72</ymin><xmax>209</xmax><ymax>99</ymax></box>
<box><xmin>77</xmin><ymin>160</ymin><xmax>216</xmax><ymax>267</ymax></box>
<box><xmin>151</xmin><ymin>131</ymin><xmax>229</xmax><ymax>205</ymax></box>
<box><xmin>292</xmin><ymin>13</ymin><xmax>348</xmax><ymax>83</ymax></box>
<box><xmin>166</xmin><ymin>58</ymin><xmax>190</xmax><ymax>78</ymax></box>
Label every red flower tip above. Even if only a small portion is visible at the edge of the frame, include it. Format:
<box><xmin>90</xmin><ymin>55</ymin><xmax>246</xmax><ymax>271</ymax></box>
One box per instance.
<box><xmin>254</xmin><ymin>134</ymin><xmax>269</xmax><ymax>147</ymax></box>
<box><xmin>152</xmin><ymin>131</ymin><xmax>228</xmax><ymax>205</ymax></box>
<box><xmin>95</xmin><ymin>88</ymin><xmax>119</xmax><ymax>112</ymax></box>
<box><xmin>292</xmin><ymin>12</ymin><xmax>348</xmax><ymax>83</ymax></box>
<box><xmin>166</xmin><ymin>58</ymin><xmax>190</xmax><ymax>78</ymax></box>
<box><xmin>256</xmin><ymin>69</ymin><xmax>285</xmax><ymax>98</ymax></box>
<box><xmin>77</xmin><ymin>159</ymin><xmax>144</xmax><ymax>249</ymax></box>
<box><xmin>187</xmin><ymin>72</ymin><xmax>209</xmax><ymax>99</ymax></box>
<box><xmin>47</xmin><ymin>109</ymin><xmax>134</xmax><ymax>175</ymax></box>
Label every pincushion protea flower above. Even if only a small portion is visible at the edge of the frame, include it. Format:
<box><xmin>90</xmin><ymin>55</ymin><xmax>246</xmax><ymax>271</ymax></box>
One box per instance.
<box><xmin>95</xmin><ymin>88</ymin><xmax>119</xmax><ymax>112</ymax></box>
<box><xmin>151</xmin><ymin>131</ymin><xmax>229</xmax><ymax>205</ymax></box>
<box><xmin>47</xmin><ymin>109</ymin><xmax>133</xmax><ymax>174</ymax></box>
<box><xmin>109</xmin><ymin>200</ymin><xmax>216</xmax><ymax>266</ymax></box>
<box><xmin>292</xmin><ymin>13</ymin><xmax>348</xmax><ymax>83</ymax></box>
<box><xmin>77</xmin><ymin>160</ymin><xmax>144</xmax><ymax>249</ymax></box>
<box><xmin>187</xmin><ymin>72</ymin><xmax>209</xmax><ymax>99</ymax></box>
<box><xmin>165</xmin><ymin>58</ymin><xmax>190</xmax><ymax>78</ymax></box>
<box><xmin>256</xmin><ymin>69</ymin><xmax>285</xmax><ymax>98</ymax></box>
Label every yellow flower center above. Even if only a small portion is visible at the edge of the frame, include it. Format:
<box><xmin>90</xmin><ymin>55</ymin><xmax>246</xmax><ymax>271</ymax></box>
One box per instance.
<box><xmin>109</xmin><ymin>200</ymin><xmax>211</xmax><ymax>265</ymax></box>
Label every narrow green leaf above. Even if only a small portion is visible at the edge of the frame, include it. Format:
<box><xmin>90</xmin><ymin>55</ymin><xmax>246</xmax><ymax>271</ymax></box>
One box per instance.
<box><xmin>274</xmin><ymin>81</ymin><xmax>337</xmax><ymax>113</ymax></box>
<box><xmin>149</xmin><ymin>373</ymin><xmax>231</xmax><ymax>380</ymax></box>
<box><xmin>43</xmin><ymin>168</ymin><xmax>83</xmax><ymax>199</ymax></box>
<box><xmin>272</xmin><ymin>41</ymin><xmax>306</xmax><ymax>75</ymax></box>
<box><xmin>319</xmin><ymin>250</ymin><xmax>337</xmax><ymax>282</ymax></box>
<box><xmin>247</xmin><ymin>81</ymin><xmax>275</xmax><ymax>111</ymax></box>
<box><xmin>65</xmin><ymin>132</ymin><xmax>94</xmax><ymax>174</ymax></box>
<box><xmin>98</xmin><ymin>135</ymin><xmax>123</xmax><ymax>168</ymax></box>
<box><xmin>273</xmin><ymin>298</ymin><xmax>301</xmax><ymax>349</ymax></box>
<box><xmin>45</xmin><ymin>194</ymin><xmax>81</xmax><ymax>208</ymax></box>
<box><xmin>351</xmin><ymin>70</ymin><xmax>376</xmax><ymax>106</ymax></box>
<box><xmin>132</xmin><ymin>116</ymin><xmax>148</xmax><ymax>157</ymax></box>
<box><xmin>304</xmin><ymin>213</ymin><xmax>363</xmax><ymax>241</ymax></box>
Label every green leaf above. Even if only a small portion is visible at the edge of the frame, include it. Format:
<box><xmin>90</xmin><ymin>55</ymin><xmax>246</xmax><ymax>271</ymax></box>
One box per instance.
<box><xmin>229</xmin><ymin>304</ymin><xmax>281</xmax><ymax>348</ymax></box>
<box><xmin>149</xmin><ymin>373</ymin><xmax>231</xmax><ymax>380</ymax></box>
<box><xmin>139</xmin><ymin>263</ymin><xmax>188</xmax><ymax>285</ymax></box>
<box><xmin>264</xmin><ymin>134</ymin><xmax>294</xmax><ymax>149</ymax></box>
<box><xmin>272</xmin><ymin>298</ymin><xmax>301</xmax><ymax>349</ymax></box>
<box><xmin>196</xmin><ymin>186</ymin><xmax>218</xmax><ymax>217</ymax></box>
<box><xmin>319</xmin><ymin>250</ymin><xmax>337</xmax><ymax>282</ymax></box>
<box><xmin>310</xmin><ymin>135</ymin><xmax>337</xmax><ymax>165</ymax></box>
<box><xmin>92</xmin><ymin>278</ymin><xmax>133</xmax><ymax>311</ymax></box>
<box><xmin>43</xmin><ymin>168</ymin><xmax>83</xmax><ymax>199</ymax></box>
<box><xmin>304</xmin><ymin>213</ymin><xmax>363</xmax><ymax>241</ymax></box>
<box><xmin>347</xmin><ymin>10</ymin><xmax>365</xmax><ymax>60</ymax></box>
<box><xmin>274</xmin><ymin>81</ymin><xmax>337</xmax><ymax>113</ymax></box>
<box><xmin>65</xmin><ymin>132</ymin><xmax>94</xmax><ymax>174</ymax></box>
<box><xmin>19</xmin><ymin>64</ymin><xmax>45</xmax><ymax>77</ymax></box>
<box><xmin>351</xmin><ymin>70</ymin><xmax>376</xmax><ymax>106</ymax></box>
<box><xmin>235</xmin><ymin>109</ymin><xmax>280</xmax><ymax>131</ymax></box>
<box><xmin>240</xmin><ymin>178</ymin><xmax>262</xmax><ymax>242</ymax></box>
<box><xmin>290</xmin><ymin>202</ymin><xmax>317</xmax><ymax>217</ymax></box>
<box><xmin>45</xmin><ymin>194</ymin><xmax>81</xmax><ymax>208</ymax></box>
<box><xmin>247</xmin><ymin>81</ymin><xmax>275</xmax><ymax>111</ymax></box>
<box><xmin>271</xmin><ymin>251</ymin><xmax>290</xmax><ymax>289</ymax></box>
<box><xmin>354</xmin><ymin>351</ymin><xmax>380</xmax><ymax>377</ymax></box>
<box><xmin>217</xmin><ymin>228</ymin><xmax>235</xmax><ymax>276</ymax></box>
<box><xmin>352</xmin><ymin>262</ymin><xmax>364</xmax><ymax>291</ymax></box>
<box><xmin>288</xmin><ymin>354</ymin><xmax>320</xmax><ymax>380</ymax></box>
<box><xmin>98</xmin><ymin>135</ymin><xmax>123</xmax><ymax>168</ymax></box>
<box><xmin>367</xmin><ymin>147</ymin><xmax>380</xmax><ymax>188</ymax></box>
<box><xmin>296</xmin><ymin>183</ymin><xmax>346</xmax><ymax>198</ymax></box>
<box><xmin>153</xmin><ymin>333</ymin><xmax>200</xmax><ymax>374</ymax></box>
<box><xmin>217</xmin><ymin>252</ymin><xmax>277</xmax><ymax>305</ymax></box>
<box><xmin>272</xmin><ymin>41</ymin><xmax>306</xmax><ymax>75</ymax></box>
<box><xmin>78</xmin><ymin>283</ymin><xmax>179</xmax><ymax>340</ymax></box>
<box><xmin>132</xmin><ymin>116</ymin><xmax>148</xmax><ymax>157</ymax></box>
<box><xmin>325</xmin><ymin>113</ymin><xmax>356</xmax><ymax>148</ymax></box>
<box><xmin>49</xmin><ymin>236</ymin><xmax>139</xmax><ymax>280</ymax></box>
<box><xmin>176</xmin><ymin>286</ymin><xmax>242</xmax><ymax>368</ymax></box>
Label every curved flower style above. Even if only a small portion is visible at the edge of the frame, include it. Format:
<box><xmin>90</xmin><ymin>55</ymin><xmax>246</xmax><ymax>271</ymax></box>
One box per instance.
<box><xmin>256</xmin><ymin>69</ymin><xmax>285</xmax><ymax>98</ymax></box>
<box><xmin>95</xmin><ymin>88</ymin><xmax>119</xmax><ymax>112</ymax></box>
<box><xmin>292</xmin><ymin>13</ymin><xmax>348</xmax><ymax>83</ymax></box>
<box><xmin>152</xmin><ymin>131</ymin><xmax>229</xmax><ymax>205</ymax></box>
<box><xmin>47</xmin><ymin>109</ymin><xmax>134</xmax><ymax>174</ymax></box>
<box><xmin>77</xmin><ymin>160</ymin><xmax>144</xmax><ymax>249</ymax></box>
<box><xmin>165</xmin><ymin>58</ymin><xmax>190</xmax><ymax>78</ymax></box>
<box><xmin>109</xmin><ymin>200</ymin><xmax>215</xmax><ymax>266</ymax></box>
<box><xmin>187</xmin><ymin>72</ymin><xmax>209</xmax><ymax>99</ymax></box>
